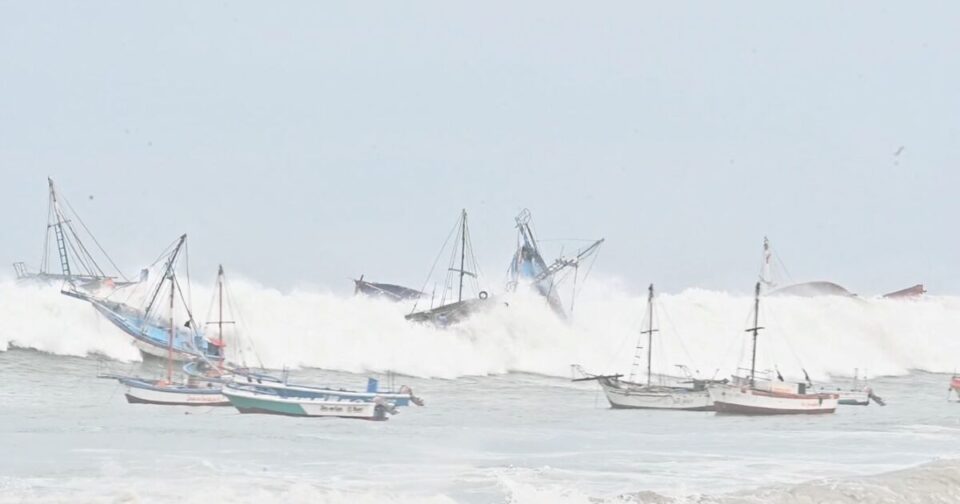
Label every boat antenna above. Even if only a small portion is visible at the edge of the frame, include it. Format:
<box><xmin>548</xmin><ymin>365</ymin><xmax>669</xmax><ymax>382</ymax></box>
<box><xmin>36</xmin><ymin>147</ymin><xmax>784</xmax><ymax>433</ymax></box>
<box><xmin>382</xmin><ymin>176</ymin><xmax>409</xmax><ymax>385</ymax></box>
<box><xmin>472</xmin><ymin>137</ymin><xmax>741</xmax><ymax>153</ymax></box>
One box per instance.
<box><xmin>746</xmin><ymin>281</ymin><xmax>764</xmax><ymax>387</ymax></box>
<box><xmin>643</xmin><ymin>284</ymin><xmax>659</xmax><ymax>386</ymax></box>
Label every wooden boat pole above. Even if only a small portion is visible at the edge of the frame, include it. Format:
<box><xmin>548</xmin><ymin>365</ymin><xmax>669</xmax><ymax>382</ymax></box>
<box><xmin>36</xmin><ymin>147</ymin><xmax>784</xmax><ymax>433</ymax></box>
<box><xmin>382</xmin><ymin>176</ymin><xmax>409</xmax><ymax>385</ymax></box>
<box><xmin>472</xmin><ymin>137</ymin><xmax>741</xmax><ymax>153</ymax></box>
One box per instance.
<box><xmin>748</xmin><ymin>281</ymin><xmax>763</xmax><ymax>386</ymax></box>
<box><xmin>167</xmin><ymin>270</ymin><xmax>175</xmax><ymax>383</ymax></box>
<box><xmin>458</xmin><ymin>209</ymin><xmax>466</xmax><ymax>303</ymax></box>
<box><xmin>645</xmin><ymin>284</ymin><xmax>654</xmax><ymax>386</ymax></box>
<box><xmin>218</xmin><ymin>264</ymin><xmax>224</xmax><ymax>370</ymax></box>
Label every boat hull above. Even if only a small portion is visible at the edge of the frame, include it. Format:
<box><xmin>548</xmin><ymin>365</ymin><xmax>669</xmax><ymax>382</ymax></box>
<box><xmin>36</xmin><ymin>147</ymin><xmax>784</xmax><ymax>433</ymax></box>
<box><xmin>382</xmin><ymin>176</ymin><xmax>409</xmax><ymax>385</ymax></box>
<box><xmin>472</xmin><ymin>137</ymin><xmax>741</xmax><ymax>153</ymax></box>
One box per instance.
<box><xmin>232</xmin><ymin>378</ymin><xmax>419</xmax><ymax>407</ymax></box>
<box><xmin>223</xmin><ymin>385</ymin><xmax>388</xmax><ymax>420</ymax></box>
<box><xmin>837</xmin><ymin>390</ymin><xmax>870</xmax><ymax>406</ymax></box>
<box><xmin>599</xmin><ymin>380</ymin><xmax>714</xmax><ymax>411</ymax></box>
<box><xmin>121</xmin><ymin>378</ymin><xmax>230</xmax><ymax>406</ymax></box>
<box><xmin>709</xmin><ymin>385</ymin><xmax>838</xmax><ymax>415</ymax></box>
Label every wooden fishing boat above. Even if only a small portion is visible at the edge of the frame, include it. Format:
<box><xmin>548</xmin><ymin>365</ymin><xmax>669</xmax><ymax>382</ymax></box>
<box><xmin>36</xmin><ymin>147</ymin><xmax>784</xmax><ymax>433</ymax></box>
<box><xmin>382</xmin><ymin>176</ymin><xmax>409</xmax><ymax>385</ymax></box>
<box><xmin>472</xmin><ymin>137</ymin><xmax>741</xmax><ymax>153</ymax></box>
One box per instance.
<box><xmin>506</xmin><ymin>209</ymin><xmax>603</xmax><ymax>318</ymax></box>
<box><xmin>97</xmin><ymin>261</ymin><xmax>232</xmax><ymax>406</ymax></box>
<box><xmin>353</xmin><ymin>276</ymin><xmax>423</xmax><ymax>301</ymax></box>
<box><xmin>406</xmin><ymin>209</ymin><xmax>492</xmax><ymax>326</ymax></box>
<box><xmin>114</xmin><ymin>376</ymin><xmax>230</xmax><ymax>406</ymax></box>
<box><xmin>222</xmin><ymin>382</ymin><xmax>393</xmax><ymax>420</ymax></box>
<box><xmin>14</xmin><ymin>178</ymin><xmax>142</xmax><ymax>290</ymax></box>
<box><xmin>63</xmin><ymin>235</ymin><xmax>222</xmax><ymax>362</ymax></box>
<box><xmin>708</xmin><ymin>282</ymin><xmax>838</xmax><ymax>415</ymax></box>
<box><xmin>573</xmin><ymin>285</ymin><xmax>719</xmax><ymax>411</ymax></box>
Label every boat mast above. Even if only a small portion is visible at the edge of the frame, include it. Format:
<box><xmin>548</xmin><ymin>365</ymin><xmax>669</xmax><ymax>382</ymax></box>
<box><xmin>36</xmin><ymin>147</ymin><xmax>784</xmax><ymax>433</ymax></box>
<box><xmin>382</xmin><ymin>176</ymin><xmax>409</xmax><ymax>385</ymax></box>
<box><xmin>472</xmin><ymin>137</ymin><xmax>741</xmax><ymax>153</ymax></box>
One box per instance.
<box><xmin>458</xmin><ymin>209</ymin><xmax>466</xmax><ymax>303</ymax></box>
<box><xmin>217</xmin><ymin>264</ymin><xmax>224</xmax><ymax>368</ymax></box>
<box><xmin>747</xmin><ymin>281</ymin><xmax>764</xmax><ymax>386</ymax></box>
<box><xmin>642</xmin><ymin>284</ymin><xmax>658</xmax><ymax>386</ymax></box>
<box><xmin>47</xmin><ymin>178</ymin><xmax>72</xmax><ymax>278</ymax></box>
<box><xmin>166</xmin><ymin>268</ymin><xmax>175</xmax><ymax>383</ymax></box>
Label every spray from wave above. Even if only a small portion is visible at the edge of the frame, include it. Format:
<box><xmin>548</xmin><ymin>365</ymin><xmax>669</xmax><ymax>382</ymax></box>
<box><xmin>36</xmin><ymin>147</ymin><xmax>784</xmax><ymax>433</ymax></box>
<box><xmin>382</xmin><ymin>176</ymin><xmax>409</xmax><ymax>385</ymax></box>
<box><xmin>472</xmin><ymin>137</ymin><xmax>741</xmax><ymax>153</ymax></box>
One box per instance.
<box><xmin>2</xmin><ymin>277</ymin><xmax>959</xmax><ymax>380</ymax></box>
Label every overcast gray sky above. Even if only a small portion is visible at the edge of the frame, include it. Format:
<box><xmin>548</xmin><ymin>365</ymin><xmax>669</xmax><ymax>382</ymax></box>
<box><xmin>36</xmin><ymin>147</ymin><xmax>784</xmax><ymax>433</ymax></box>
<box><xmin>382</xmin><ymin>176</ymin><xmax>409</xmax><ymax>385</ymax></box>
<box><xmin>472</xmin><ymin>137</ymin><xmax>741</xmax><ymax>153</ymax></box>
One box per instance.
<box><xmin>2</xmin><ymin>2</ymin><xmax>957</xmax><ymax>295</ymax></box>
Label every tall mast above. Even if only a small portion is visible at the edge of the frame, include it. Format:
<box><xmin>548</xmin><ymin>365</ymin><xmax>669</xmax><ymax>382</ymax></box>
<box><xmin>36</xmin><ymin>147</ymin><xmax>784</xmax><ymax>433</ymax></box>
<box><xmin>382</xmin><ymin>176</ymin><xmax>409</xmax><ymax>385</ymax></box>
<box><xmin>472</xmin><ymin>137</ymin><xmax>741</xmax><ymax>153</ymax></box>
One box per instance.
<box><xmin>166</xmin><ymin>269</ymin><xmax>175</xmax><ymax>383</ymax></box>
<box><xmin>642</xmin><ymin>284</ymin><xmax>658</xmax><ymax>386</ymax></box>
<box><xmin>48</xmin><ymin>178</ymin><xmax>72</xmax><ymax>278</ymax></box>
<box><xmin>144</xmin><ymin>234</ymin><xmax>187</xmax><ymax>318</ymax></box>
<box><xmin>747</xmin><ymin>281</ymin><xmax>764</xmax><ymax>386</ymax></box>
<box><xmin>458</xmin><ymin>209</ymin><xmax>466</xmax><ymax>303</ymax></box>
<box><xmin>217</xmin><ymin>265</ymin><xmax>224</xmax><ymax>369</ymax></box>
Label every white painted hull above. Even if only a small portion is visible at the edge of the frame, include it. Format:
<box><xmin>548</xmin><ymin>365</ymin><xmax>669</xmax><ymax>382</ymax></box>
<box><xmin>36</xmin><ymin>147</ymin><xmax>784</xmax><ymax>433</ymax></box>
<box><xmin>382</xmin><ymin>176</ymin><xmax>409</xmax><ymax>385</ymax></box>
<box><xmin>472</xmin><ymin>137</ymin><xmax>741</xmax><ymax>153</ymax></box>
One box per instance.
<box><xmin>599</xmin><ymin>380</ymin><xmax>714</xmax><ymax>411</ymax></box>
<box><xmin>133</xmin><ymin>338</ymin><xmax>197</xmax><ymax>363</ymax></box>
<box><xmin>837</xmin><ymin>390</ymin><xmax>870</xmax><ymax>406</ymax></box>
<box><xmin>124</xmin><ymin>382</ymin><xmax>230</xmax><ymax>406</ymax></box>
<box><xmin>708</xmin><ymin>384</ymin><xmax>838</xmax><ymax>415</ymax></box>
<box><xmin>223</xmin><ymin>385</ymin><xmax>386</xmax><ymax>419</ymax></box>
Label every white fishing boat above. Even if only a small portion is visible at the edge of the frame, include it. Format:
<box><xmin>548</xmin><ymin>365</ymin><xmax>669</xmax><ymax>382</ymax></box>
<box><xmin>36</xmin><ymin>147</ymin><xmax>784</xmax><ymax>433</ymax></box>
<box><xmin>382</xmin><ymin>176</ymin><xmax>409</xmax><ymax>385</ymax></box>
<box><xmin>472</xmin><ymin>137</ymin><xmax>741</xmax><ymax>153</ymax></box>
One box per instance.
<box><xmin>222</xmin><ymin>382</ymin><xmax>393</xmax><ymax>420</ymax></box>
<box><xmin>574</xmin><ymin>285</ymin><xmax>718</xmax><ymax>411</ymax></box>
<box><xmin>707</xmin><ymin>282</ymin><xmax>838</xmax><ymax>415</ymax></box>
<box><xmin>819</xmin><ymin>369</ymin><xmax>885</xmax><ymax>406</ymax></box>
<box><xmin>114</xmin><ymin>376</ymin><xmax>230</xmax><ymax>406</ymax></box>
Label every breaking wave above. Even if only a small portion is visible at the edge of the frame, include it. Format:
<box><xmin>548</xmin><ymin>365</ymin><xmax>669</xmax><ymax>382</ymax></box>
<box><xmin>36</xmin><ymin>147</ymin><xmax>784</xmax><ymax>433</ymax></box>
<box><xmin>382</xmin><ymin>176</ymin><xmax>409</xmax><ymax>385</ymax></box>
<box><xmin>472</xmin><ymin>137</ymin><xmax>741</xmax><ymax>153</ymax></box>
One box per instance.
<box><xmin>2</xmin><ymin>276</ymin><xmax>960</xmax><ymax>380</ymax></box>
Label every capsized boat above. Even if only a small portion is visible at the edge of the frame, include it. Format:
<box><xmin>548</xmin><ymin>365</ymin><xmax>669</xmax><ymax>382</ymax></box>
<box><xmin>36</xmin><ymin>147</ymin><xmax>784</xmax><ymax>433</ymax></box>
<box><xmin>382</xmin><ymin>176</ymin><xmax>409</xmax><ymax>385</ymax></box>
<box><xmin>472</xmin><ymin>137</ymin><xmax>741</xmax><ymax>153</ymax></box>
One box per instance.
<box><xmin>406</xmin><ymin>209</ymin><xmax>492</xmax><ymax>326</ymax></box>
<box><xmin>14</xmin><ymin>178</ymin><xmax>144</xmax><ymax>290</ymax></box>
<box><xmin>222</xmin><ymin>382</ymin><xmax>393</xmax><ymax>420</ymax></box>
<box><xmin>506</xmin><ymin>209</ymin><xmax>603</xmax><ymax>318</ymax></box>
<box><xmin>573</xmin><ymin>285</ymin><xmax>719</xmax><ymax>411</ymax></box>
<box><xmin>353</xmin><ymin>275</ymin><xmax>423</xmax><ymax>301</ymax></box>
<box><xmin>63</xmin><ymin>235</ymin><xmax>222</xmax><ymax>362</ymax></box>
<box><xmin>707</xmin><ymin>282</ymin><xmax>839</xmax><ymax>415</ymax></box>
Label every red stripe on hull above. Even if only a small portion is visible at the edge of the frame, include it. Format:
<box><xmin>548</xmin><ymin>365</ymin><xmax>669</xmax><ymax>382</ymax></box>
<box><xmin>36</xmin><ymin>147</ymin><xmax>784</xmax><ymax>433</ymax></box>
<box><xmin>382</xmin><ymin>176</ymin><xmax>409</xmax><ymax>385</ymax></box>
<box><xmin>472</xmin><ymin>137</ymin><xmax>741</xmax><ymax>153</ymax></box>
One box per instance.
<box><xmin>713</xmin><ymin>401</ymin><xmax>836</xmax><ymax>415</ymax></box>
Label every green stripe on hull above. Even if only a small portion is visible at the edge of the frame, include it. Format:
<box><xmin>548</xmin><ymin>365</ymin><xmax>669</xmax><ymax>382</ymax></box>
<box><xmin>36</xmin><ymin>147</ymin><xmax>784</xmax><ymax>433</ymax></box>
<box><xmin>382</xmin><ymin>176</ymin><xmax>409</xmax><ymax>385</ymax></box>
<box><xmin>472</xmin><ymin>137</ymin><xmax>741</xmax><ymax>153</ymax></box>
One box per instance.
<box><xmin>228</xmin><ymin>395</ymin><xmax>307</xmax><ymax>416</ymax></box>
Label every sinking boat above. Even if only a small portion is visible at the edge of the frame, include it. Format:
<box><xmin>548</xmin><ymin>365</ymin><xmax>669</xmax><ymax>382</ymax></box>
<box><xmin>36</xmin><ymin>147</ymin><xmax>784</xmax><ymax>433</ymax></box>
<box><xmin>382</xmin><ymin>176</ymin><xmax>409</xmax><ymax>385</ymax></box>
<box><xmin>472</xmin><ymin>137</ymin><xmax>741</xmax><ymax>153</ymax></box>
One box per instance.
<box><xmin>882</xmin><ymin>284</ymin><xmax>926</xmax><ymax>299</ymax></box>
<box><xmin>573</xmin><ymin>285</ymin><xmax>718</xmax><ymax>411</ymax></box>
<box><xmin>707</xmin><ymin>282</ymin><xmax>839</xmax><ymax>415</ymax></box>
<box><xmin>506</xmin><ymin>209</ymin><xmax>603</xmax><ymax>318</ymax></box>
<box><xmin>14</xmin><ymin>178</ymin><xmax>143</xmax><ymax>290</ymax></box>
<box><xmin>406</xmin><ymin>209</ymin><xmax>492</xmax><ymax>326</ymax></box>
<box><xmin>760</xmin><ymin>237</ymin><xmax>922</xmax><ymax>299</ymax></box>
<box><xmin>64</xmin><ymin>235</ymin><xmax>222</xmax><ymax>362</ymax></box>
<box><xmin>353</xmin><ymin>275</ymin><xmax>423</xmax><ymax>301</ymax></box>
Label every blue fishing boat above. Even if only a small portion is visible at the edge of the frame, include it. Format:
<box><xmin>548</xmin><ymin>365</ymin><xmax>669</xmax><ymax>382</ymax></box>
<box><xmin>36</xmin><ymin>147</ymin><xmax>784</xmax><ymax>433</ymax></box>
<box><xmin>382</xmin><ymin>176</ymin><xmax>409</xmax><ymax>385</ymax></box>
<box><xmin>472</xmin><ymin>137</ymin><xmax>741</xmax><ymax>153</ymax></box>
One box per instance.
<box><xmin>64</xmin><ymin>235</ymin><xmax>222</xmax><ymax>362</ymax></box>
<box><xmin>506</xmin><ymin>209</ymin><xmax>603</xmax><ymax>318</ymax></box>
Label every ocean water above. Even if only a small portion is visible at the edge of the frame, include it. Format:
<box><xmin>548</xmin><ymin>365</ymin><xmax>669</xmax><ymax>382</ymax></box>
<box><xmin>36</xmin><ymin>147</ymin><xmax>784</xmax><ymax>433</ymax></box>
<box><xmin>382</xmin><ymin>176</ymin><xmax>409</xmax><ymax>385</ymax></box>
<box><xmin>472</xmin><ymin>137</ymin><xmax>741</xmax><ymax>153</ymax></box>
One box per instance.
<box><xmin>1</xmin><ymin>280</ymin><xmax>960</xmax><ymax>503</ymax></box>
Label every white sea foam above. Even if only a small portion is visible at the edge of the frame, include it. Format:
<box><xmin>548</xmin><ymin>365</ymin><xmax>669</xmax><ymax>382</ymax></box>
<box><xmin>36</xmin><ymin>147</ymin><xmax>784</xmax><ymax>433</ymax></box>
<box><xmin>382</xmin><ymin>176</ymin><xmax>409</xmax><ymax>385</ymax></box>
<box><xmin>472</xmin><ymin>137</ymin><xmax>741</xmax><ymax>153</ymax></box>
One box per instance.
<box><xmin>3</xmin><ymin>277</ymin><xmax>959</xmax><ymax>380</ymax></box>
